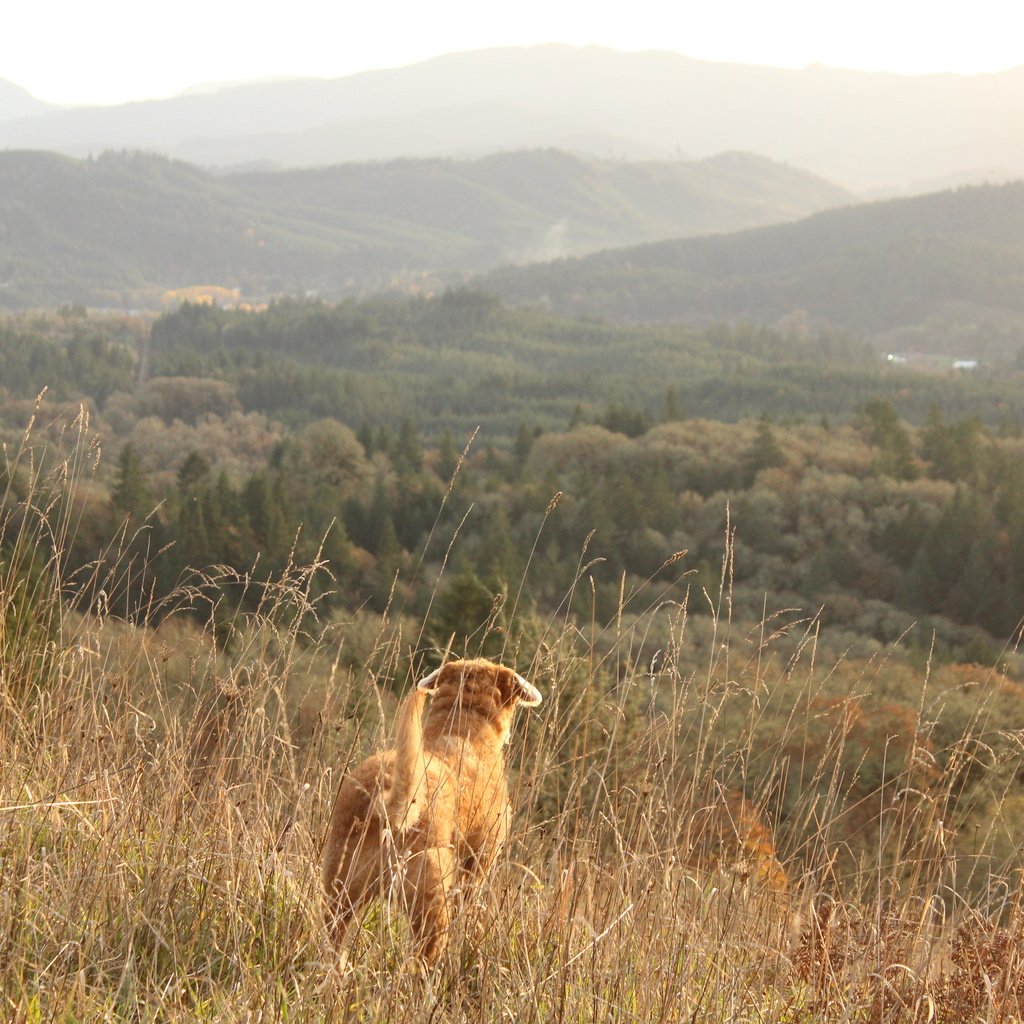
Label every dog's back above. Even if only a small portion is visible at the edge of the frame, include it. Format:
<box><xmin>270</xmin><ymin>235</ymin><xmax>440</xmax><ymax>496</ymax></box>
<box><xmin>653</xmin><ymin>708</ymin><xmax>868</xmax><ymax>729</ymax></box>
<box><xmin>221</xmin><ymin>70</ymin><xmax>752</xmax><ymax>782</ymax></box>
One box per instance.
<box><xmin>322</xmin><ymin>658</ymin><xmax>542</xmax><ymax>965</ymax></box>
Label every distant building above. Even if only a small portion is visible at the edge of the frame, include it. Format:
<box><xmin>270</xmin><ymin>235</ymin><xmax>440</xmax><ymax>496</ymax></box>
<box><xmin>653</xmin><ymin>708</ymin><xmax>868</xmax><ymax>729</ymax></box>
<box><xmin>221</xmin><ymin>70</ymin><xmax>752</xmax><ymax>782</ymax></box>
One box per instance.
<box><xmin>885</xmin><ymin>352</ymin><xmax>981</xmax><ymax>374</ymax></box>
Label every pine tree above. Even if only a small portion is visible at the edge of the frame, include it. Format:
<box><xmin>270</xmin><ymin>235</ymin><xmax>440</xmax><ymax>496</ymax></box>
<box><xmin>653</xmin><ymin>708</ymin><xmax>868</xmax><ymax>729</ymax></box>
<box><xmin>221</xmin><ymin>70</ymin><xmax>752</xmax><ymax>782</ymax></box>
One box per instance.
<box><xmin>394</xmin><ymin>417</ymin><xmax>424</xmax><ymax>476</ymax></box>
<box><xmin>740</xmin><ymin>416</ymin><xmax>786</xmax><ymax>486</ymax></box>
<box><xmin>437</xmin><ymin>430</ymin><xmax>460</xmax><ymax>483</ymax></box>
<box><xmin>177</xmin><ymin>450</ymin><xmax>212</xmax><ymax>495</ymax></box>
<box><xmin>863</xmin><ymin>400</ymin><xmax>917</xmax><ymax>480</ymax></box>
<box><xmin>904</xmin><ymin>487</ymin><xmax>986</xmax><ymax>614</ymax></box>
<box><xmin>949</xmin><ymin>530</ymin><xmax>1001</xmax><ymax>632</ymax></box>
<box><xmin>513</xmin><ymin>424</ymin><xmax>536</xmax><ymax>473</ymax></box>
<box><xmin>111</xmin><ymin>444</ymin><xmax>154</xmax><ymax>522</ymax></box>
<box><xmin>177</xmin><ymin>495</ymin><xmax>210</xmax><ymax>573</ymax></box>
<box><xmin>662</xmin><ymin>386</ymin><xmax>682</xmax><ymax>422</ymax></box>
<box><xmin>482</xmin><ymin>505</ymin><xmax>519</xmax><ymax>585</ymax></box>
<box><xmin>879</xmin><ymin>500</ymin><xmax>929</xmax><ymax>568</ymax></box>
<box><xmin>357</xmin><ymin>421</ymin><xmax>375</xmax><ymax>457</ymax></box>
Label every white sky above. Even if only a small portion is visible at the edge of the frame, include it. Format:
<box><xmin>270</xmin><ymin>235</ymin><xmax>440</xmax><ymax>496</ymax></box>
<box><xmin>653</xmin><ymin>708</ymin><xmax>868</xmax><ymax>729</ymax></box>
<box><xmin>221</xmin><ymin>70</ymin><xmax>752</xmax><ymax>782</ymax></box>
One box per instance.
<box><xmin>5</xmin><ymin>0</ymin><xmax>1024</xmax><ymax>106</ymax></box>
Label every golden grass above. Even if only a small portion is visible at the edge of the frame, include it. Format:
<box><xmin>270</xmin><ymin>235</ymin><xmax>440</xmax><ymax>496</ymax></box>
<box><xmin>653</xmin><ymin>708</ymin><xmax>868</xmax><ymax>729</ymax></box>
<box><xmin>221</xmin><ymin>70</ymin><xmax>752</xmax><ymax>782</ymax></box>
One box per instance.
<box><xmin>3</xmin><ymin>409</ymin><xmax>1024</xmax><ymax>1022</ymax></box>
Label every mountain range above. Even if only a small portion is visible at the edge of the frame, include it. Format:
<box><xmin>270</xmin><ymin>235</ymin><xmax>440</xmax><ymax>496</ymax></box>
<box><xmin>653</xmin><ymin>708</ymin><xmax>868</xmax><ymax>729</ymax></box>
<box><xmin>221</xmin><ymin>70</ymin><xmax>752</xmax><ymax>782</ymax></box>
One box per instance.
<box><xmin>3</xmin><ymin>45</ymin><xmax>1024</xmax><ymax>192</ymax></box>
<box><xmin>0</xmin><ymin>147</ymin><xmax>849</xmax><ymax>309</ymax></box>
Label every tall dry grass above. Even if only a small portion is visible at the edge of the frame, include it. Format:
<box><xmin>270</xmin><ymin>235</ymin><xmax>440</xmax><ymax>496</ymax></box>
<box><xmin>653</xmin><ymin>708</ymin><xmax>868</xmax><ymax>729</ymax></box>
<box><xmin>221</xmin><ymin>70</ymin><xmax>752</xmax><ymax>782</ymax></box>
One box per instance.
<box><xmin>2</xmin><ymin>410</ymin><xmax>1023</xmax><ymax>1022</ymax></box>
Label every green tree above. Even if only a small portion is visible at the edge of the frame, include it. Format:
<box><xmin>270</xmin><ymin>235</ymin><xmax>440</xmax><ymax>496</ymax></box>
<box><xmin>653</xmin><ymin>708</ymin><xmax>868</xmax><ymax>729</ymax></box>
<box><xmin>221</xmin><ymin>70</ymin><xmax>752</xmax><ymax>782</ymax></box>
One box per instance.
<box><xmin>513</xmin><ymin>424</ymin><xmax>539</xmax><ymax>475</ymax></box>
<box><xmin>740</xmin><ymin>416</ymin><xmax>786</xmax><ymax>486</ymax></box>
<box><xmin>863</xmin><ymin>400</ymin><xmax>917</xmax><ymax>480</ymax></box>
<box><xmin>904</xmin><ymin>487</ymin><xmax>987</xmax><ymax>613</ymax></box>
<box><xmin>437</xmin><ymin>430</ymin><xmax>460</xmax><ymax>482</ymax></box>
<box><xmin>111</xmin><ymin>444</ymin><xmax>155</xmax><ymax>522</ymax></box>
<box><xmin>922</xmin><ymin>407</ymin><xmax>984</xmax><ymax>481</ymax></box>
<box><xmin>177</xmin><ymin>451</ymin><xmax>212</xmax><ymax>494</ymax></box>
<box><xmin>480</xmin><ymin>505</ymin><xmax>519</xmax><ymax>585</ymax></box>
<box><xmin>427</xmin><ymin>569</ymin><xmax>506</xmax><ymax>660</ymax></box>
<box><xmin>662</xmin><ymin>386</ymin><xmax>682</xmax><ymax>422</ymax></box>
<box><xmin>394</xmin><ymin>417</ymin><xmax>424</xmax><ymax>476</ymax></box>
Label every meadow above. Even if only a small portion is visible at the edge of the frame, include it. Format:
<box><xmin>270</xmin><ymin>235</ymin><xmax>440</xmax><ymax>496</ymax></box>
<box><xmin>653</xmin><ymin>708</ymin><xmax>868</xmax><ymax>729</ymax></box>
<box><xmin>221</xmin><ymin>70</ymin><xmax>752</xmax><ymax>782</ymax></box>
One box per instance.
<box><xmin>3</xmin><ymin>410</ymin><xmax>1023</xmax><ymax>1023</ymax></box>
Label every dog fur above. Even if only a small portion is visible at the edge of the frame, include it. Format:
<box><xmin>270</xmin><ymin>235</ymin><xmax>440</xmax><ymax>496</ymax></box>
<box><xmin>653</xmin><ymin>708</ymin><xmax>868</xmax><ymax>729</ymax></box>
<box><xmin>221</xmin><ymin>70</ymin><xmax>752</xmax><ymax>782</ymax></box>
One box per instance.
<box><xmin>322</xmin><ymin>658</ymin><xmax>542</xmax><ymax>966</ymax></box>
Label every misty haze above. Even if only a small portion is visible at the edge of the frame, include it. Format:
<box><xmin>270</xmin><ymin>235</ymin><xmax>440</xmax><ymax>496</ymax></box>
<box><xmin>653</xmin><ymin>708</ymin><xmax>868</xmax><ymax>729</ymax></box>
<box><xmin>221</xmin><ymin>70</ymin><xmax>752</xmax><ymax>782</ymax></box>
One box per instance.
<box><xmin>4</xmin><ymin>34</ymin><xmax>1024</xmax><ymax>1023</ymax></box>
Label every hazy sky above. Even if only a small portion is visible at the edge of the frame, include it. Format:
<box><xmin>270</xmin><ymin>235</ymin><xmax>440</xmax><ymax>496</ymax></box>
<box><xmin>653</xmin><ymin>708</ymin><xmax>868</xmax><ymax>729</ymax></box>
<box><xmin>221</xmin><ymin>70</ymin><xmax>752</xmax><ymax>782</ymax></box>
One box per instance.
<box><xmin>6</xmin><ymin>0</ymin><xmax>1023</xmax><ymax>106</ymax></box>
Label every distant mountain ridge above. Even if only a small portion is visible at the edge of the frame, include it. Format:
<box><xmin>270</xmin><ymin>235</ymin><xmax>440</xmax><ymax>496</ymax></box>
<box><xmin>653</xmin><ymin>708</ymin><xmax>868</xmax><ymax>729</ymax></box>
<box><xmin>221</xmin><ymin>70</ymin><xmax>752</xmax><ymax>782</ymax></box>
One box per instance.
<box><xmin>0</xmin><ymin>147</ymin><xmax>850</xmax><ymax>309</ymax></box>
<box><xmin>484</xmin><ymin>181</ymin><xmax>1024</xmax><ymax>359</ymax></box>
<box><xmin>3</xmin><ymin>46</ymin><xmax>1024</xmax><ymax>191</ymax></box>
<box><xmin>0</xmin><ymin>79</ymin><xmax>54</xmax><ymax>122</ymax></box>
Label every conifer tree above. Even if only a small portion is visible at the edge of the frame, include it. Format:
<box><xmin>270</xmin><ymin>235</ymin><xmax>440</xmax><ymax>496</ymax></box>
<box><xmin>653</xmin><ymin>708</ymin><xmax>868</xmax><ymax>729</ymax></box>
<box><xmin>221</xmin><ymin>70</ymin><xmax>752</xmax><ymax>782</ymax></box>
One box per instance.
<box><xmin>662</xmin><ymin>386</ymin><xmax>682</xmax><ymax>422</ymax></box>
<box><xmin>437</xmin><ymin>430</ymin><xmax>460</xmax><ymax>482</ymax></box>
<box><xmin>740</xmin><ymin>416</ymin><xmax>786</xmax><ymax>486</ymax></box>
<box><xmin>111</xmin><ymin>444</ymin><xmax>154</xmax><ymax>522</ymax></box>
<box><xmin>863</xmin><ymin>400</ymin><xmax>917</xmax><ymax>480</ymax></box>
<box><xmin>394</xmin><ymin>417</ymin><xmax>424</xmax><ymax>476</ymax></box>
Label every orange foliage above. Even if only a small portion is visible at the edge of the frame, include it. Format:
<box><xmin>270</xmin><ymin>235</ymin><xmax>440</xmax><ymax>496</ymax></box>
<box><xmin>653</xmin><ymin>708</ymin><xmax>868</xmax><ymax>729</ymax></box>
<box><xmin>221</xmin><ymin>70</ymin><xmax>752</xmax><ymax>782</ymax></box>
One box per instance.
<box><xmin>161</xmin><ymin>285</ymin><xmax>243</xmax><ymax>308</ymax></box>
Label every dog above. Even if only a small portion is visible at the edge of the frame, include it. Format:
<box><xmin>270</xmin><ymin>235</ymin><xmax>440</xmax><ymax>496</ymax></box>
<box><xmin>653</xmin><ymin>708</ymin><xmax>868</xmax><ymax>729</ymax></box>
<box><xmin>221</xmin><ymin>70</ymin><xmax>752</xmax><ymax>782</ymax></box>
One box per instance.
<box><xmin>322</xmin><ymin>658</ymin><xmax>543</xmax><ymax>967</ymax></box>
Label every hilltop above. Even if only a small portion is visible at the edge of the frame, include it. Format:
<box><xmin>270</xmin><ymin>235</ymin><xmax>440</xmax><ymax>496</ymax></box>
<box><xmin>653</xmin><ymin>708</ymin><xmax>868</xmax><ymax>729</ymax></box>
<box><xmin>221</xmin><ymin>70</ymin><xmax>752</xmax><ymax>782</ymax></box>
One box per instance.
<box><xmin>0</xmin><ymin>147</ymin><xmax>849</xmax><ymax>309</ymax></box>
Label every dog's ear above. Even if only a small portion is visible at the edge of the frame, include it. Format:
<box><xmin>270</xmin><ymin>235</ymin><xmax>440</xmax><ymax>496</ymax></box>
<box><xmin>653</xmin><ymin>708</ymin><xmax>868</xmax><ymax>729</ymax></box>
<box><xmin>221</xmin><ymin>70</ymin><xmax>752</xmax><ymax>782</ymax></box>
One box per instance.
<box><xmin>416</xmin><ymin>667</ymin><xmax>443</xmax><ymax>693</ymax></box>
<box><xmin>500</xmin><ymin>667</ymin><xmax>542</xmax><ymax>707</ymax></box>
<box><xmin>514</xmin><ymin>673</ymin><xmax>543</xmax><ymax>706</ymax></box>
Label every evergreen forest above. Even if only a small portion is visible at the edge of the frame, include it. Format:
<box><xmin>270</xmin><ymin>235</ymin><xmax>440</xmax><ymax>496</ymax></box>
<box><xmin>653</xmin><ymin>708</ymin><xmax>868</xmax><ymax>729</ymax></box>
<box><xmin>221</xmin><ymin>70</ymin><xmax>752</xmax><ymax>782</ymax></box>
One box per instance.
<box><xmin>6</xmin><ymin>295</ymin><xmax>1024</xmax><ymax>654</ymax></box>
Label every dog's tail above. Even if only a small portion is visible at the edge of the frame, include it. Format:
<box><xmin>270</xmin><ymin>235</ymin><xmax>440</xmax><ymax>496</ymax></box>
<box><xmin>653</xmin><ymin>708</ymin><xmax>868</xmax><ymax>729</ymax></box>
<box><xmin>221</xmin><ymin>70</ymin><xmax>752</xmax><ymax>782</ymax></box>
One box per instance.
<box><xmin>382</xmin><ymin>686</ymin><xmax>428</xmax><ymax>832</ymax></box>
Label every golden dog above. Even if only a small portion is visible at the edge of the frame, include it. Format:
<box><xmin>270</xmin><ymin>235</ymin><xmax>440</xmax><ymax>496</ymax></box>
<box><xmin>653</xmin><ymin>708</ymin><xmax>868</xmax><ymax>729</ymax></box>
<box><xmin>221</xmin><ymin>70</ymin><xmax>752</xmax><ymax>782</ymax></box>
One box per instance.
<box><xmin>322</xmin><ymin>658</ymin><xmax>542</xmax><ymax>966</ymax></box>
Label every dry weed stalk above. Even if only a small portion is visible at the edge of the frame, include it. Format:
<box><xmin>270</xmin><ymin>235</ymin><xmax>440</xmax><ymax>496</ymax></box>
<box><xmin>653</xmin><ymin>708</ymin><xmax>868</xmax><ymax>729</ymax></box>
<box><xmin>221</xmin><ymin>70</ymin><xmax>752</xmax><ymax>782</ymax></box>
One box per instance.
<box><xmin>2</xmin><ymin>415</ymin><xmax>1024</xmax><ymax>1021</ymax></box>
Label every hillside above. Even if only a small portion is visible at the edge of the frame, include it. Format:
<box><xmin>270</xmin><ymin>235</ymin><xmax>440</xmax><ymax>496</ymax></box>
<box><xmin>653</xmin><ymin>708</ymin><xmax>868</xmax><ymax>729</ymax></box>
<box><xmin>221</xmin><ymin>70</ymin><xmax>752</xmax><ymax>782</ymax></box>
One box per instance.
<box><xmin>485</xmin><ymin>181</ymin><xmax>1024</xmax><ymax>359</ymax></box>
<box><xmin>0</xmin><ymin>148</ymin><xmax>849</xmax><ymax>309</ymax></box>
<box><xmin>2</xmin><ymin>46</ymin><xmax>1024</xmax><ymax>190</ymax></box>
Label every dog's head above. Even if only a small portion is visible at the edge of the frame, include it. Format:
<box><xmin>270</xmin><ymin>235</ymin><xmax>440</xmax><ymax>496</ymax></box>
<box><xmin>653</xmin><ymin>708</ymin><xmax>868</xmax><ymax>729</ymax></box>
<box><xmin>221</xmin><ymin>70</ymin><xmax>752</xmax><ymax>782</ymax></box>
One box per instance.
<box><xmin>417</xmin><ymin>658</ymin><xmax>542</xmax><ymax>742</ymax></box>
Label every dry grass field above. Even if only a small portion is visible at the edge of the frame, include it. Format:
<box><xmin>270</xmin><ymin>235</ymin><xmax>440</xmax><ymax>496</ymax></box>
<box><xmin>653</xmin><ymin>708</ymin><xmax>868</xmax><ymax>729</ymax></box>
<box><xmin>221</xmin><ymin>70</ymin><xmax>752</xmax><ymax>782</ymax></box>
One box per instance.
<box><xmin>3</xmin><ymin>411</ymin><xmax>1023</xmax><ymax>1022</ymax></box>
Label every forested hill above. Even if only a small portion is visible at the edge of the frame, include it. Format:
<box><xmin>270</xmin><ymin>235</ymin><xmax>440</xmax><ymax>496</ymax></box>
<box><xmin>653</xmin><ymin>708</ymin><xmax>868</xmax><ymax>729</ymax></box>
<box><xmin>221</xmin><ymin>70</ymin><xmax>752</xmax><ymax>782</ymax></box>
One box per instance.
<box><xmin>0</xmin><ymin>148</ymin><xmax>849</xmax><ymax>309</ymax></box>
<box><xmin>485</xmin><ymin>181</ymin><xmax>1024</xmax><ymax>358</ymax></box>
